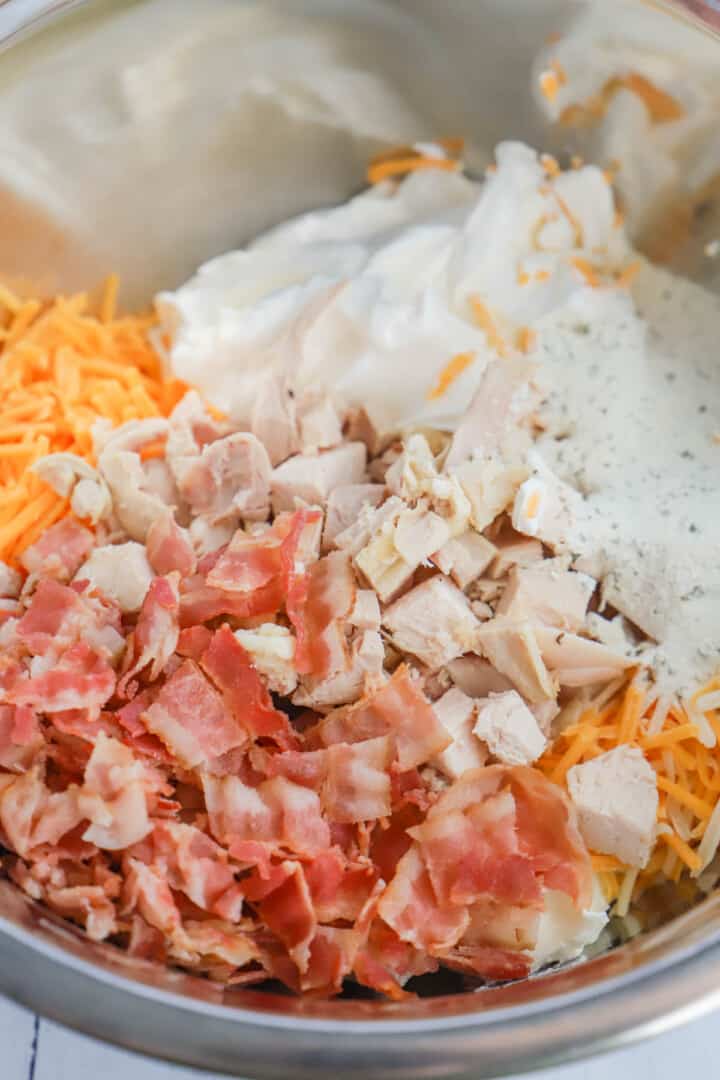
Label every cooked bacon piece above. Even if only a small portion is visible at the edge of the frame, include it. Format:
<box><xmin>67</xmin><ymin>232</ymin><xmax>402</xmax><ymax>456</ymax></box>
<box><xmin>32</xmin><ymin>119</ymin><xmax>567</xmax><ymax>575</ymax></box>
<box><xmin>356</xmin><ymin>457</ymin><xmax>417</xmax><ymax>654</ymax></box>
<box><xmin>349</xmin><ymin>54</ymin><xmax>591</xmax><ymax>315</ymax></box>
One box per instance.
<box><xmin>0</xmin><ymin>704</ymin><xmax>43</xmax><ymax>771</ymax></box>
<box><xmin>202</xmin><ymin>772</ymin><xmax>331</xmax><ymax>856</ymax></box>
<box><xmin>200</xmin><ymin>625</ymin><xmax>297</xmax><ymax>748</ymax></box>
<box><xmin>16</xmin><ymin>578</ymin><xmax>122</xmax><ymax>662</ymax></box>
<box><xmin>354</xmin><ymin>919</ymin><xmax>437</xmax><ymax>999</ymax></box>
<box><xmin>124</xmin><ymin>858</ymin><xmax>183</xmax><ymax>938</ymax></box>
<box><xmin>148</xmin><ymin>821</ymin><xmax>239</xmax><ymax>916</ymax></box>
<box><xmin>20</xmin><ymin>518</ymin><xmax>94</xmax><ymax>580</ymax></box>
<box><xmin>378</xmin><ymin>845</ymin><xmax>469</xmax><ymax>952</ymax></box>
<box><xmin>143</xmin><ymin>659</ymin><xmax>247</xmax><ymax>768</ymax></box>
<box><xmin>9</xmin><ymin>642</ymin><xmax>116</xmax><ymax>714</ymax></box>
<box><xmin>289</xmin><ymin>552</ymin><xmax>356</xmax><ymax>679</ymax></box>
<box><xmin>421</xmin><ymin>766</ymin><xmax>592</xmax><ymax>909</ymax></box>
<box><xmin>322</xmin><ymin>736</ymin><xmax>393</xmax><ymax>824</ymax></box>
<box><xmin>173</xmin><ymin>920</ymin><xmax>259</xmax><ymax>970</ymax></box>
<box><xmin>0</xmin><ymin>767</ymin><xmax>83</xmax><ymax>857</ymax></box>
<box><xmin>80</xmin><ymin>733</ymin><xmax>153</xmax><ymax>850</ymax></box>
<box><xmin>292</xmin><ymin>629</ymin><xmax>384</xmax><ymax>708</ymax></box>
<box><xmin>304</xmin><ymin>849</ymin><xmax>378</xmax><ymax>923</ymax></box>
<box><xmin>179</xmin><ymin>576</ymin><xmax>283</xmax><ymax>626</ymax></box>
<box><xmin>176</xmin><ymin>625</ymin><xmax>213</xmax><ymax>661</ymax></box>
<box><xmin>257</xmin><ymin>860</ymin><xmax>316</xmax><ymax>973</ymax></box>
<box><xmin>46</xmin><ymin>884</ymin><xmax>118</xmax><ymax>941</ymax></box>
<box><xmin>119</xmin><ymin>574</ymin><xmax>180</xmax><ymax>694</ymax></box>
<box><xmin>146</xmin><ymin>511</ymin><xmax>197</xmax><ymax>577</ymax></box>
<box><xmin>313</xmin><ymin>667</ymin><xmax>450</xmax><ymax>771</ymax></box>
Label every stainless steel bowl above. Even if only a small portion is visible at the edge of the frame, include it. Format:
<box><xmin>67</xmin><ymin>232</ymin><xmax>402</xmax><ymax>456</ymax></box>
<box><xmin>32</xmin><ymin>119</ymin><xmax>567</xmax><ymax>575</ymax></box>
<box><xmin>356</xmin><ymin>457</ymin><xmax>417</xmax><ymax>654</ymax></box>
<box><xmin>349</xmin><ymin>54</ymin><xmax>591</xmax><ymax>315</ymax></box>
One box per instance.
<box><xmin>0</xmin><ymin>1</ymin><xmax>719</xmax><ymax>1076</ymax></box>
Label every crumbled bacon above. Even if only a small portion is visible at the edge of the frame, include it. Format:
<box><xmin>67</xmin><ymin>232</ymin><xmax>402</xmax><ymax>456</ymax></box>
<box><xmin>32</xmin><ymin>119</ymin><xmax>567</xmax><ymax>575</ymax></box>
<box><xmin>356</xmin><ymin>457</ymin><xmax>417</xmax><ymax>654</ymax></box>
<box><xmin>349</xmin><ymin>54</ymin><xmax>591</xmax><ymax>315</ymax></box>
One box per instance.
<box><xmin>0</xmin><ymin>387</ymin><xmax>614</xmax><ymax>1000</ymax></box>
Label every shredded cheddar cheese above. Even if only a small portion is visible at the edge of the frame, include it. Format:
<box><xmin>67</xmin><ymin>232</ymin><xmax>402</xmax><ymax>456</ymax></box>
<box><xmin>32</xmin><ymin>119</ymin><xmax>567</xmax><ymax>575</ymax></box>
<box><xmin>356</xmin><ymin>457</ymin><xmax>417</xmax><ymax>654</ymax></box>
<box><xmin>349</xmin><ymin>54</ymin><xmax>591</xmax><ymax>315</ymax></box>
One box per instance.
<box><xmin>469</xmin><ymin>297</ymin><xmax>508</xmax><ymax>357</ymax></box>
<box><xmin>538</xmin><ymin>677</ymin><xmax>720</xmax><ymax>902</ymax></box>
<box><xmin>426</xmin><ymin>352</ymin><xmax>475</xmax><ymax>401</ymax></box>
<box><xmin>0</xmin><ymin>277</ymin><xmax>186</xmax><ymax>566</ymax></box>
<box><xmin>367</xmin><ymin>138</ymin><xmax>465</xmax><ymax>186</ymax></box>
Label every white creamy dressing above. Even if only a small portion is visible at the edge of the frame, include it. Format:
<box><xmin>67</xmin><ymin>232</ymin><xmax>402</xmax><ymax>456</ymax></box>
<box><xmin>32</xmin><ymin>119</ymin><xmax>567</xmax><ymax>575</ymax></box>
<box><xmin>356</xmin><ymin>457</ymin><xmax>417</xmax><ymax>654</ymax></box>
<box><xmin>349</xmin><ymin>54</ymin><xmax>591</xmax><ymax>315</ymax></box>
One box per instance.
<box><xmin>160</xmin><ymin>140</ymin><xmax>720</xmax><ymax>696</ymax></box>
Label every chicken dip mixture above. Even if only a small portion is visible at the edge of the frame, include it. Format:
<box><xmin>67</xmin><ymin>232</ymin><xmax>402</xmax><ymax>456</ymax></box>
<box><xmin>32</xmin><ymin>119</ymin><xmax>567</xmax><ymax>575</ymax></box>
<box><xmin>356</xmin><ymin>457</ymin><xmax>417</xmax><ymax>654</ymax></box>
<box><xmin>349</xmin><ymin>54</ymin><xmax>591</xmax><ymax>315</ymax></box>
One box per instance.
<box><xmin>1</xmin><ymin>82</ymin><xmax>720</xmax><ymax>996</ymax></box>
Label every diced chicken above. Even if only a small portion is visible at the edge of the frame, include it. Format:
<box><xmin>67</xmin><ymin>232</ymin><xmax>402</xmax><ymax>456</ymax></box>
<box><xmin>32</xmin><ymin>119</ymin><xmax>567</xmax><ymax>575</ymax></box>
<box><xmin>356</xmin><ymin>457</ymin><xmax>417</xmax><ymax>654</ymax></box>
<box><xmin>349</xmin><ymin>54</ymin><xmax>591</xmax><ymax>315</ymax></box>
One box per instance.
<box><xmin>323</xmin><ymin>484</ymin><xmax>385</xmax><ymax>550</ymax></box>
<box><xmin>188</xmin><ymin>516</ymin><xmax>238</xmax><ymax>556</ymax></box>
<box><xmin>531</xmin><ymin>699</ymin><xmax>561</xmax><ymax>737</ymax></box>
<box><xmin>234</xmin><ymin>624</ymin><xmax>298</xmax><ymax>696</ymax></box>
<box><xmin>473</xmin><ymin>690</ymin><xmax>547</xmax><ymax>766</ymax></box>
<box><xmin>453</xmin><ymin>457</ymin><xmax>528</xmax><ymax>532</ymax></box>
<box><xmin>431</xmin><ymin>687</ymin><xmax>487</xmax><ymax>780</ymax></box>
<box><xmin>0</xmin><ymin>562</ymin><xmax>22</xmax><ymax>599</ymax></box>
<box><xmin>335</xmin><ymin>496</ymin><xmax>403</xmax><ymax>557</ymax></box>
<box><xmin>348</xmin><ymin>589</ymin><xmax>381</xmax><ymax>631</ymax></box>
<box><xmin>446</xmin><ymin>656</ymin><xmax>515</xmax><ymax>698</ymax></box>
<box><xmin>393</xmin><ymin>504</ymin><xmax>451</xmax><ymax>566</ymax></box>
<box><xmin>446</xmin><ymin>357</ymin><xmax>536</xmax><ymax>469</ymax></box>
<box><xmin>75</xmin><ymin>542</ymin><xmax>155</xmax><ymax>613</ymax></box>
<box><xmin>271</xmin><ymin>443</ymin><xmax>367</xmax><ymax>513</ymax></box>
<box><xmin>385</xmin><ymin>433</ymin><xmax>437</xmax><ymax>500</ymax></box>
<box><xmin>99</xmin><ymin>448</ymin><xmax>172</xmax><ymax>542</ymax></box>
<box><xmin>354</xmin><ymin>525</ymin><xmax>415</xmax><ymax>605</ymax></box>
<box><xmin>475</xmin><ymin>618</ymin><xmax>556</xmax><ymax>704</ymax></box>
<box><xmin>567</xmin><ymin>747</ymin><xmax>658</xmax><ymax>868</ymax></box>
<box><xmin>345</xmin><ymin>406</ymin><xmax>384</xmax><ymax>458</ymax></box>
<box><xmin>496</xmin><ymin>559</ymin><xmax>596</xmax><ymax>631</ymax></box>
<box><xmin>585</xmin><ymin>613</ymin><xmax>641</xmax><ymax>659</ymax></box>
<box><xmin>293</xmin><ymin>630</ymin><xmax>385</xmax><ymax>708</ymax></box>
<box><xmin>98</xmin><ymin>417</ymin><xmax>169</xmax><ymax>457</ymax></box>
<box><xmin>177</xmin><ymin>432</ymin><xmax>272</xmax><ymax>523</ymax></box>
<box><xmin>511</xmin><ymin>452</ymin><xmax>581</xmax><ymax>550</ymax></box>
<box><xmin>432</xmin><ymin>531</ymin><xmax>496</xmax><ymax>589</ymax></box>
<box><xmin>489</xmin><ymin>535</ymin><xmax>544</xmax><ymax>579</ymax></box>
<box><xmin>32</xmin><ymin>453</ymin><xmax>112</xmax><ymax>525</ymax></box>
<box><xmin>382</xmin><ymin>577</ymin><xmax>479</xmax><ymax>670</ymax></box>
<box><xmin>250</xmin><ymin>373</ymin><xmax>299</xmax><ymax>466</ymax></box>
<box><xmin>296</xmin><ymin>391</ymin><xmax>343</xmax><ymax>453</ymax></box>
<box><xmin>426</xmin><ymin>475</ymin><xmax>471</xmax><ymax>538</ymax></box>
<box><xmin>533</xmin><ymin>627</ymin><xmax>633</xmax><ymax>687</ymax></box>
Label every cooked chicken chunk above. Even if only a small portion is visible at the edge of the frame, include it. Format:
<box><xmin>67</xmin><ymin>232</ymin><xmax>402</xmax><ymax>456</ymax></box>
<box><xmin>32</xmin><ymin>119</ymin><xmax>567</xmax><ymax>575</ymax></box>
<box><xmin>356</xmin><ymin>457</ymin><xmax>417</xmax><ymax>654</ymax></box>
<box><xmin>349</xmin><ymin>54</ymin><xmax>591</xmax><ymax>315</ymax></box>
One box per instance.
<box><xmin>323</xmin><ymin>484</ymin><xmax>385</xmax><ymax>550</ymax></box>
<box><xmin>271</xmin><ymin>443</ymin><xmax>367</xmax><ymax>513</ymax></box>
<box><xmin>432</xmin><ymin>530</ymin><xmax>496</xmax><ymax>589</ymax></box>
<box><xmin>473</xmin><ymin>690</ymin><xmax>547</xmax><ymax>766</ymax></box>
<box><xmin>382</xmin><ymin>576</ymin><xmax>479</xmax><ymax>670</ymax></box>
<box><xmin>567</xmin><ymin>746</ymin><xmax>658</xmax><ymax>868</ymax></box>
<box><xmin>496</xmin><ymin>558</ymin><xmax>596</xmax><ymax>631</ymax></box>
<box><xmin>234</xmin><ymin>624</ymin><xmax>298</xmax><ymax>696</ymax></box>
<box><xmin>431</xmin><ymin>687</ymin><xmax>487</xmax><ymax>779</ymax></box>
<box><xmin>75</xmin><ymin>542</ymin><xmax>154</xmax><ymax>613</ymax></box>
<box><xmin>475</xmin><ymin>618</ymin><xmax>556</xmax><ymax>704</ymax></box>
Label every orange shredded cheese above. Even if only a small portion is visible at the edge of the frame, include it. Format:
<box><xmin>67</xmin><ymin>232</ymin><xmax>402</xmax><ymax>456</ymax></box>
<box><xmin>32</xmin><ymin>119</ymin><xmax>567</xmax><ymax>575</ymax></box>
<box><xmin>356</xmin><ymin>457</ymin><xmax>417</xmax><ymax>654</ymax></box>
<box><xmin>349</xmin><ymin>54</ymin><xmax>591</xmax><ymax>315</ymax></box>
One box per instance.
<box><xmin>469</xmin><ymin>297</ymin><xmax>508</xmax><ymax>357</ymax></box>
<box><xmin>539</xmin><ymin>70</ymin><xmax>561</xmax><ymax>104</ymax></box>
<box><xmin>538</xmin><ymin>676</ymin><xmax>720</xmax><ymax>903</ymax></box>
<box><xmin>515</xmin><ymin>327</ymin><xmax>536</xmax><ymax>354</ymax></box>
<box><xmin>367</xmin><ymin>139</ymin><xmax>465</xmax><ymax>186</ymax></box>
<box><xmin>426</xmin><ymin>352</ymin><xmax>475</xmax><ymax>401</ymax></box>
<box><xmin>570</xmin><ymin>256</ymin><xmax>601</xmax><ymax>288</ymax></box>
<box><xmin>0</xmin><ymin>278</ymin><xmax>187</xmax><ymax>566</ymax></box>
<box><xmin>615</xmin><ymin>261</ymin><xmax>641</xmax><ymax>289</ymax></box>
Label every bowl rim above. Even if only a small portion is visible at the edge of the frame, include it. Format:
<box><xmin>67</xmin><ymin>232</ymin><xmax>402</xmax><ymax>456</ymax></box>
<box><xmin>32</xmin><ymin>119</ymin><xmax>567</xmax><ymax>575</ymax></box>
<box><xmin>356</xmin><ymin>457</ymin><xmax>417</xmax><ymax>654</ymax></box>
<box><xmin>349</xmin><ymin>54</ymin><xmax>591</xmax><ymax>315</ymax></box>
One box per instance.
<box><xmin>1</xmin><ymin>0</ymin><xmax>720</xmax><ymax>1075</ymax></box>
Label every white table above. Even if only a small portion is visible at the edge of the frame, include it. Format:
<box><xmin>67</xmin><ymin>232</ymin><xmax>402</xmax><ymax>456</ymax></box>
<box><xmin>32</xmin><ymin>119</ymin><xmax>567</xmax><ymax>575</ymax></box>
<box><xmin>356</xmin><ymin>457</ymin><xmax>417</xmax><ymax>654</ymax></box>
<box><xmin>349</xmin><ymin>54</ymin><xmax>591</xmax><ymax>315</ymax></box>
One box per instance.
<box><xmin>0</xmin><ymin>990</ymin><xmax>716</xmax><ymax>1080</ymax></box>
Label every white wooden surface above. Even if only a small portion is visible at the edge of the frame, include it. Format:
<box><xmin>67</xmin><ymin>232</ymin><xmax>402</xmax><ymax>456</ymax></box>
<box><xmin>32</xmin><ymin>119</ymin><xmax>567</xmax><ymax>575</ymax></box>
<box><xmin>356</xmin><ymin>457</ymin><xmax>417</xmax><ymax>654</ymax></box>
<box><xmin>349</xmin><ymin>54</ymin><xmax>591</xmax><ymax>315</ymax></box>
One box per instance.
<box><xmin>0</xmin><ymin>989</ymin><xmax>716</xmax><ymax>1080</ymax></box>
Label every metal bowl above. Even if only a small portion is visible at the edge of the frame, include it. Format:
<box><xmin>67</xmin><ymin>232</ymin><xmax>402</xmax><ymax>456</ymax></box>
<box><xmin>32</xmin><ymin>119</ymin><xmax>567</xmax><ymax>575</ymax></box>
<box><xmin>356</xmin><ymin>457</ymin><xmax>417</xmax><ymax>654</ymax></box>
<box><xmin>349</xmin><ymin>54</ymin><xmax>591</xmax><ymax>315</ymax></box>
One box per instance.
<box><xmin>0</xmin><ymin>1</ymin><xmax>719</xmax><ymax>1076</ymax></box>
